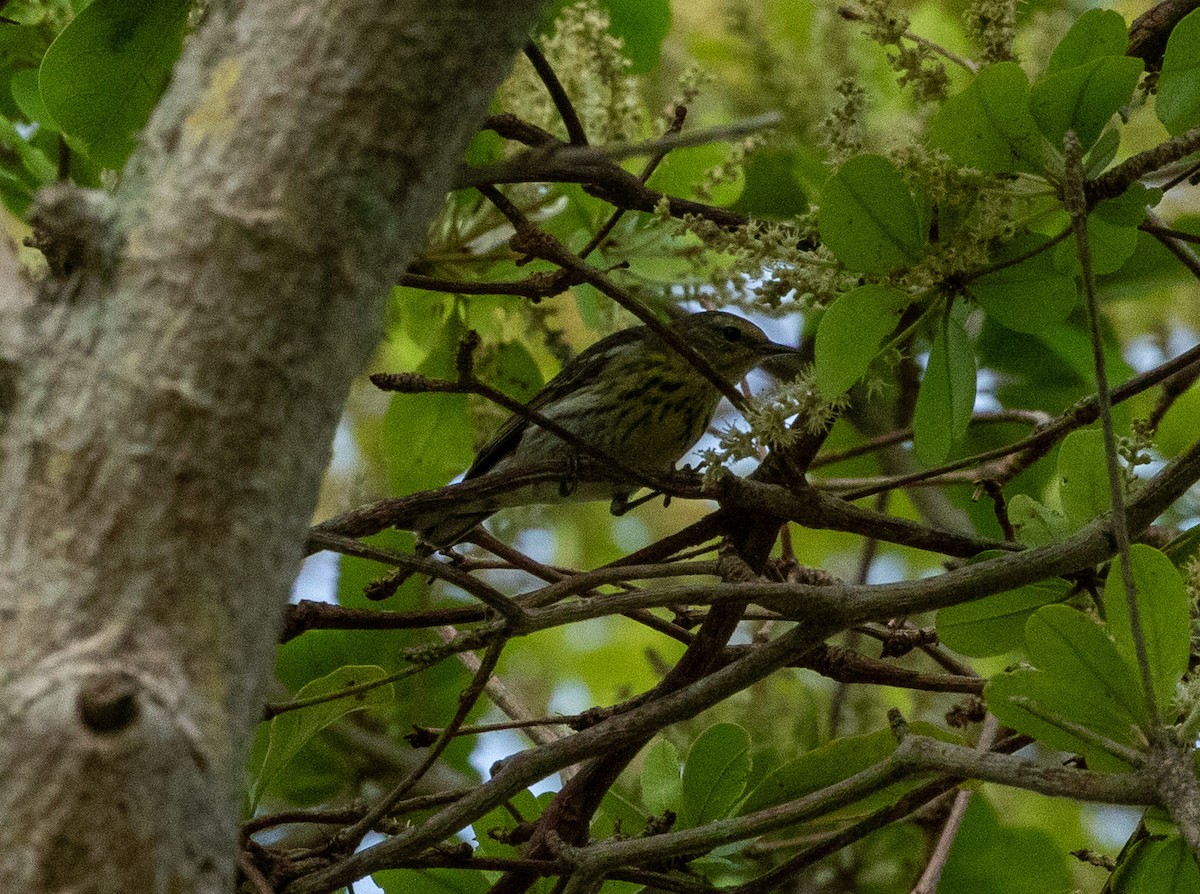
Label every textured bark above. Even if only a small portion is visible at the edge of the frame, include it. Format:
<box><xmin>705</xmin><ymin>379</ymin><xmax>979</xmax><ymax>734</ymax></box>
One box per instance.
<box><xmin>0</xmin><ymin>2</ymin><xmax>544</xmax><ymax>891</ymax></box>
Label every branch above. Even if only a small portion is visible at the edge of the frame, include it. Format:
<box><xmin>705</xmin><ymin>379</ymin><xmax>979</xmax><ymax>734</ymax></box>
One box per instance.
<box><xmin>1087</xmin><ymin>127</ymin><xmax>1200</xmax><ymax>203</ymax></box>
<box><xmin>461</xmin><ymin>116</ymin><xmax>781</xmax><ymax>230</ymax></box>
<box><xmin>524</xmin><ymin>41</ymin><xmax>588</xmax><ymax>146</ymax></box>
<box><xmin>476</xmin><ymin>184</ymin><xmax>751</xmax><ymax>410</ymax></box>
<box><xmin>1066</xmin><ymin>129</ymin><xmax>1160</xmax><ymax>727</ymax></box>
<box><xmin>558</xmin><ymin>727</ymin><xmax>1153</xmax><ymax>889</ymax></box>
<box><xmin>833</xmin><ymin>335</ymin><xmax>1200</xmax><ymax>500</ymax></box>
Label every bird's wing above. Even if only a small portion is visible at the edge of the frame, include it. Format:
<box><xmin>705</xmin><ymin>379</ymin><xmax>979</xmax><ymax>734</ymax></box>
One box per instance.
<box><xmin>464</xmin><ymin>327</ymin><xmax>642</xmax><ymax>479</ymax></box>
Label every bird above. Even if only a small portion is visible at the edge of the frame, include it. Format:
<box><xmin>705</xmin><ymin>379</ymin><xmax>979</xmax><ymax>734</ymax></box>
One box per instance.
<box><xmin>419</xmin><ymin>310</ymin><xmax>798</xmax><ymax>547</ymax></box>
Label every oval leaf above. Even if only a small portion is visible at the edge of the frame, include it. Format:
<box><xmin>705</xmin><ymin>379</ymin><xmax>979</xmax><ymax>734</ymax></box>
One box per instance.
<box><xmin>814</xmin><ymin>284</ymin><xmax>911</xmax><ymax>398</ymax></box>
<box><xmin>382</xmin><ymin>391</ymin><xmax>475</xmax><ymax>496</ymax></box>
<box><xmin>985</xmin><ymin>665</ymin><xmax>1140</xmax><ymax>772</ymax></box>
<box><xmin>641</xmin><ymin>737</ymin><xmax>682</xmax><ymax>817</ymax></box>
<box><xmin>1008</xmin><ymin>494</ymin><xmax>1070</xmax><ymax>547</ymax></box>
<box><xmin>1048</xmin><ymin>9</ymin><xmax>1130</xmax><ymax>72</ymax></box>
<box><xmin>1057</xmin><ymin>428</ymin><xmax>1112</xmax><ymax>530</ymax></box>
<box><xmin>252</xmin><ymin>664</ymin><xmax>394</xmax><ymax>809</ymax></box>
<box><xmin>1030</xmin><ymin>55</ymin><xmax>1144</xmax><ymax>150</ymax></box>
<box><xmin>818</xmin><ymin>154</ymin><xmax>926</xmax><ymax>273</ymax></box>
<box><xmin>40</xmin><ymin>0</ymin><xmax>191</xmax><ymax>168</ymax></box>
<box><xmin>937</xmin><ymin>578</ymin><xmax>1071</xmax><ymax>657</ymax></box>
<box><xmin>1102</xmin><ymin>544</ymin><xmax>1192</xmax><ymax>713</ymax></box>
<box><xmin>374</xmin><ymin>868</ymin><xmax>492</xmax><ymax>894</ymax></box>
<box><xmin>929</xmin><ymin>62</ymin><xmax>1042</xmax><ymax>174</ymax></box>
<box><xmin>913</xmin><ymin>316</ymin><xmax>976</xmax><ymax>466</ymax></box>
<box><xmin>1157</xmin><ymin>8</ymin><xmax>1200</xmax><ymax>135</ymax></box>
<box><xmin>1111</xmin><ymin>835</ymin><xmax>1200</xmax><ymax>894</ymax></box>
<box><xmin>738</xmin><ymin>727</ymin><xmax>897</xmax><ymax>816</ymax></box>
<box><xmin>680</xmin><ymin>722</ymin><xmax>751</xmax><ymax>827</ymax></box>
<box><xmin>971</xmin><ymin>235</ymin><xmax>1078</xmax><ymax>333</ymax></box>
<box><xmin>1025</xmin><ymin>604</ymin><xmax>1147</xmax><ymax>729</ymax></box>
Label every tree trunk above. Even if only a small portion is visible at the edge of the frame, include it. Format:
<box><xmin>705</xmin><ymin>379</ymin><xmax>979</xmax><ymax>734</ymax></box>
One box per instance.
<box><xmin>0</xmin><ymin>2</ymin><xmax>544</xmax><ymax>891</ymax></box>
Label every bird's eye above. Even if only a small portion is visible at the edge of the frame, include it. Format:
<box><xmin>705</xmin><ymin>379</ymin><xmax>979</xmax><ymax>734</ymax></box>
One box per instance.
<box><xmin>721</xmin><ymin>325</ymin><xmax>742</xmax><ymax>342</ymax></box>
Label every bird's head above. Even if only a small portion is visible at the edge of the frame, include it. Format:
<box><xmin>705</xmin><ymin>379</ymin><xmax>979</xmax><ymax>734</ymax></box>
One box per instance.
<box><xmin>669</xmin><ymin>311</ymin><xmax>798</xmax><ymax>382</ymax></box>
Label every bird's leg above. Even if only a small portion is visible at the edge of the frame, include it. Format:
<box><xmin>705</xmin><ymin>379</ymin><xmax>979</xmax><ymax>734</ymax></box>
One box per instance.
<box><xmin>559</xmin><ymin>455</ymin><xmax>579</xmax><ymax>497</ymax></box>
<box><xmin>610</xmin><ymin>490</ymin><xmax>661</xmax><ymax>516</ymax></box>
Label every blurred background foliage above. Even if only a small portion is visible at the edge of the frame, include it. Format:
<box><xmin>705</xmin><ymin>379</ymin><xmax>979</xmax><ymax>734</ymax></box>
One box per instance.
<box><xmin>3</xmin><ymin>0</ymin><xmax>1199</xmax><ymax>891</ymax></box>
<box><xmin>285</xmin><ymin>0</ymin><xmax>1199</xmax><ymax>890</ymax></box>
<box><xmin>311</xmin><ymin>1</ymin><xmax>1197</xmax><ymax>891</ymax></box>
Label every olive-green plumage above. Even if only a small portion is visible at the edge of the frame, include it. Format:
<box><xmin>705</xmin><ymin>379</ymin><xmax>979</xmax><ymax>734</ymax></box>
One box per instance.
<box><xmin>421</xmin><ymin>311</ymin><xmax>796</xmax><ymax>546</ymax></box>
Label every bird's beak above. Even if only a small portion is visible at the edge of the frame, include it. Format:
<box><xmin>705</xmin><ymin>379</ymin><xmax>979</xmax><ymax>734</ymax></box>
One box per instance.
<box><xmin>761</xmin><ymin>340</ymin><xmax>800</xmax><ymax>357</ymax></box>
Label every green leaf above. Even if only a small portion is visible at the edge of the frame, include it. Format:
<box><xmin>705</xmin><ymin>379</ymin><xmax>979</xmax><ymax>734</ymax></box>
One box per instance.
<box><xmin>375</xmin><ymin>868</ymin><xmax>492</xmax><ymax>894</ymax></box>
<box><xmin>939</xmin><ymin>796</ymin><xmax>1073</xmax><ymax>894</ymax></box>
<box><xmin>1030</xmin><ymin>55</ymin><xmax>1144</xmax><ymax>150</ymax></box>
<box><xmin>738</xmin><ymin>727</ymin><xmax>897</xmax><ymax>816</ymax></box>
<box><xmin>382</xmin><ymin>391</ymin><xmax>474</xmax><ymax>496</ymax></box>
<box><xmin>818</xmin><ymin>154</ymin><xmax>926</xmax><ymax>273</ymax></box>
<box><xmin>1164</xmin><ymin>523</ymin><xmax>1200</xmax><ymax>568</ymax></box>
<box><xmin>597</xmin><ymin>788</ymin><xmax>647</xmax><ymax>839</ymax></box>
<box><xmin>2</xmin><ymin>0</ymin><xmax>75</xmax><ymax>26</ymax></box>
<box><xmin>1055</xmin><ymin>214</ymin><xmax>1140</xmax><ymax>276</ymax></box>
<box><xmin>813</xmin><ymin>284</ymin><xmax>911</xmax><ymax>398</ymax></box>
<box><xmin>1112</xmin><ymin>836</ymin><xmax>1200</xmax><ymax>894</ymax></box>
<box><xmin>985</xmin><ymin>665</ymin><xmax>1140</xmax><ymax>773</ymax></box>
<box><xmin>1007</xmin><ymin>494</ymin><xmax>1070</xmax><ymax>547</ymax></box>
<box><xmin>603</xmin><ymin>0</ymin><xmax>670</xmax><ymax>73</ymax></box>
<box><xmin>937</xmin><ymin>578</ymin><xmax>1071</xmax><ymax>657</ymax></box>
<box><xmin>540</xmin><ymin>0</ymin><xmax>670</xmax><ymax>73</ymax></box>
<box><xmin>10</xmin><ymin>67</ymin><xmax>51</xmax><ymax>124</ymax></box>
<box><xmin>1095</xmin><ymin>184</ymin><xmax>1163</xmax><ymax>227</ymax></box>
<box><xmin>646</xmin><ymin>142</ymin><xmax>743</xmax><ymax>206</ymax></box>
<box><xmin>487</xmin><ymin>342</ymin><xmax>545</xmax><ymax>403</ymax></box>
<box><xmin>733</xmin><ymin>148</ymin><xmax>810</xmax><ymax>218</ymax></box>
<box><xmin>1057</xmin><ymin>428</ymin><xmax>1112</xmax><ymax>530</ymax></box>
<box><xmin>1157</xmin><ymin>8</ymin><xmax>1200</xmax><ymax>135</ymax></box>
<box><xmin>0</xmin><ymin>107</ymin><xmax>55</xmax><ymax>183</ymax></box>
<box><xmin>1103</xmin><ymin>545</ymin><xmax>1192</xmax><ymax>712</ymax></box>
<box><xmin>39</xmin><ymin>0</ymin><xmax>191</xmax><ymax>168</ymax></box>
<box><xmin>641</xmin><ymin>737</ymin><xmax>682</xmax><ymax>817</ymax></box>
<box><xmin>1156</xmin><ymin>386</ymin><xmax>1200</xmax><ymax>460</ymax></box>
<box><xmin>970</xmin><ymin>235</ymin><xmax>1077</xmax><ymax>333</ymax></box>
<box><xmin>1047</xmin><ymin>9</ymin><xmax>1130</xmax><ymax>72</ymax></box>
<box><xmin>252</xmin><ymin>665</ymin><xmax>394</xmax><ymax>810</ymax></box>
<box><xmin>680</xmin><ymin>722</ymin><xmax>751</xmax><ymax>827</ymax></box>
<box><xmin>1025</xmin><ymin>605</ymin><xmax>1147</xmax><ymax>727</ymax></box>
<box><xmin>738</xmin><ymin>723</ymin><xmax>958</xmax><ymax>818</ymax></box>
<box><xmin>928</xmin><ymin>62</ymin><xmax>1042</xmax><ymax>174</ymax></box>
<box><xmin>913</xmin><ymin>315</ymin><xmax>975</xmax><ymax>466</ymax></box>
<box><xmin>1085</xmin><ymin>126</ymin><xmax>1122</xmax><ymax>176</ymax></box>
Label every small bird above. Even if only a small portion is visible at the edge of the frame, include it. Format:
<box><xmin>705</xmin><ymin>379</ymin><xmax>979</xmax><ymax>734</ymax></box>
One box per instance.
<box><xmin>421</xmin><ymin>311</ymin><xmax>798</xmax><ymax>546</ymax></box>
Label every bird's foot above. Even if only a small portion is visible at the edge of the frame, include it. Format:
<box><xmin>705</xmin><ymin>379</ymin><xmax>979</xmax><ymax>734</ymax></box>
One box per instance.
<box><xmin>610</xmin><ymin>490</ymin><xmax>660</xmax><ymax>516</ymax></box>
<box><xmin>559</xmin><ymin>456</ymin><xmax>580</xmax><ymax>497</ymax></box>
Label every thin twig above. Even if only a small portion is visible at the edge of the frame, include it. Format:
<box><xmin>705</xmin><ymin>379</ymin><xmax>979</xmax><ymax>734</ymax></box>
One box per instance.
<box><xmin>910</xmin><ymin>714</ymin><xmax>1000</xmax><ymax>894</ymax></box>
<box><xmin>1145</xmin><ymin>208</ymin><xmax>1200</xmax><ymax>280</ymax></box>
<box><xmin>238</xmin><ymin>851</ymin><xmax>276</xmax><ymax>894</ymax></box>
<box><xmin>476</xmin><ymin>183</ymin><xmax>751</xmax><ymax>410</ymax></box>
<box><xmin>1065</xmin><ymin>130</ymin><xmax>1160</xmax><ymax>728</ymax></box>
<box><xmin>1139</xmin><ymin>221</ymin><xmax>1200</xmax><ymax>246</ymax></box>
<box><xmin>838</xmin><ymin>3</ymin><xmax>979</xmax><ymax>72</ymax></box>
<box><xmin>524</xmin><ymin>41</ymin><xmax>588</xmax><ymax>146</ymax></box>
<box><xmin>327</xmin><ymin>637</ymin><xmax>507</xmax><ymax>852</ymax></box>
<box><xmin>1087</xmin><ymin>126</ymin><xmax>1200</xmax><ymax>204</ymax></box>
<box><xmin>262</xmin><ymin>663</ymin><xmax>428</xmax><ymax>721</ymax></box>
<box><xmin>459</xmin><ymin>113</ymin><xmax>782</xmax><ymax>188</ymax></box>
<box><xmin>833</xmin><ymin>337</ymin><xmax>1200</xmax><ymax>500</ymax></box>
<box><xmin>438</xmin><ymin>622</ymin><xmax>570</xmax><ymax>750</ymax></box>
<box><xmin>579</xmin><ymin>104</ymin><xmax>688</xmax><ymax>260</ymax></box>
